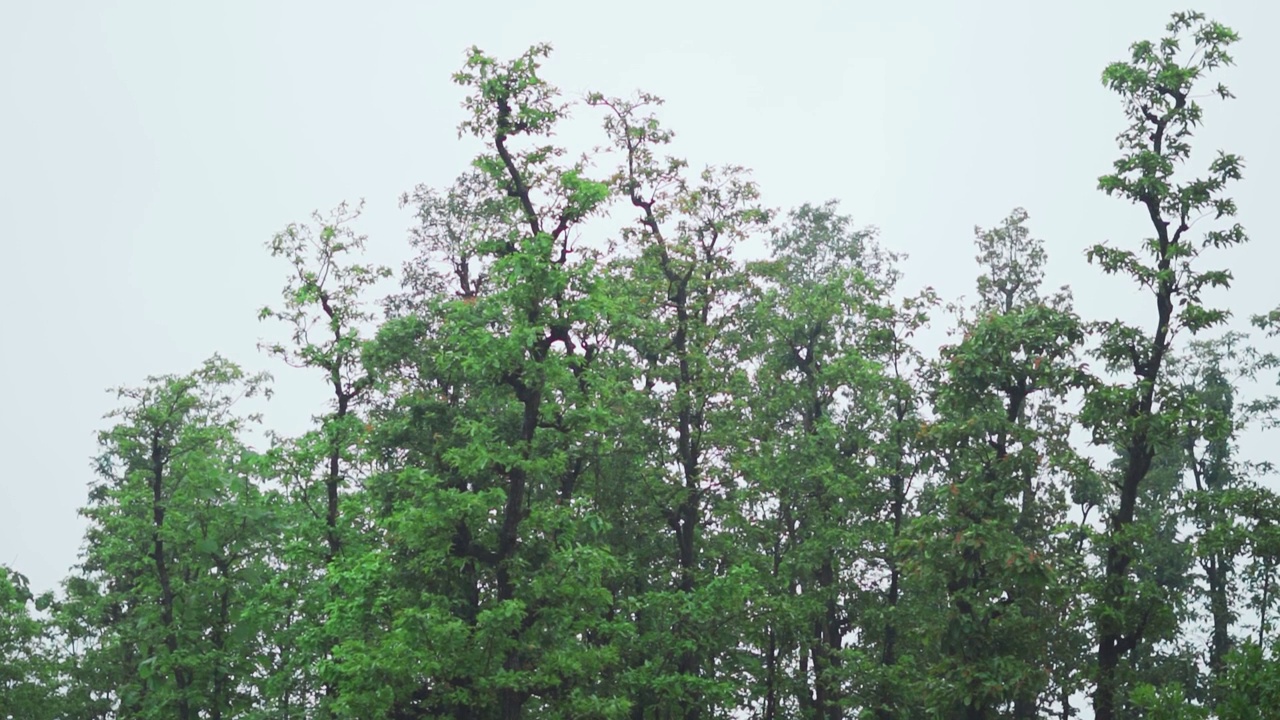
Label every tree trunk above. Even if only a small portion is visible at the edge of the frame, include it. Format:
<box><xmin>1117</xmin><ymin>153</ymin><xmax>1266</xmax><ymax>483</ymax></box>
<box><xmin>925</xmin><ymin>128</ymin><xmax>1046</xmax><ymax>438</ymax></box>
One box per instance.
<box><xmin>150</xmin><ymin>436</ymin><xmax>193</xmax><ymax>720</ymax></box>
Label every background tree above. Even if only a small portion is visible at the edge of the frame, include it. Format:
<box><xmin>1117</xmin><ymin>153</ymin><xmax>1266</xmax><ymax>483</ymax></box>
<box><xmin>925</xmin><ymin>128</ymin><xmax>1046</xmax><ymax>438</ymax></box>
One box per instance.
<box><xmin>907</xmin><ymin>209</ymin><xmax>1086</xmax><ymax>719</ymax></box>
<box><xmin>734</xmin><ymin>200</ymin><xmax>920</xmax><ymax>720</ymax></box>
<box><xmin>0</xmin><ymin>565</ymin><xmax>57</xmax><ymax>720</ymax></box>
<box><xmin>60</xmin><ymin>357</ymin><xmax>270</xmax><ymax>720</ymax></box>
<box><xmin>593</xmin><ymin>90</ymin><xmax>770</xmax><ymax>720</ymax></box>
<box><xmin>1162</xmin><ymin>334</ymin><xmax>1280</xmax><ymax>709</ymax></box>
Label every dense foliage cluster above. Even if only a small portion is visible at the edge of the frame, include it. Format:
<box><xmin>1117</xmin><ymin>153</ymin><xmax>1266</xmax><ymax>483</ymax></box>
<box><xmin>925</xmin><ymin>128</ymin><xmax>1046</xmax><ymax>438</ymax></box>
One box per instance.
<box><xmin>6</xmin><ymin>11</ymin><xmax>1280</xmax><ymax>720</ymax></box>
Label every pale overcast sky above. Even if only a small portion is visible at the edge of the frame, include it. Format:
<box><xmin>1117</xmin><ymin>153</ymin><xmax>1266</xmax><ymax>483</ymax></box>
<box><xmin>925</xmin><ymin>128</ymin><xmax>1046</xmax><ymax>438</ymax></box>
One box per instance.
<box><xmin>2</xmin><ymin>1</ymin><xmax>1277</xmax><ymax>595</ymax></box>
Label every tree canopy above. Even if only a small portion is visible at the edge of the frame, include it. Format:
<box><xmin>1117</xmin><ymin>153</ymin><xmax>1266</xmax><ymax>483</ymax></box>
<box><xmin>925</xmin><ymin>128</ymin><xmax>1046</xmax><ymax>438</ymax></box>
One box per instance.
<box><xmin>6</xmin><ymin>10</ymin><xmax>1280</xmax><ymax>720</ymax></box>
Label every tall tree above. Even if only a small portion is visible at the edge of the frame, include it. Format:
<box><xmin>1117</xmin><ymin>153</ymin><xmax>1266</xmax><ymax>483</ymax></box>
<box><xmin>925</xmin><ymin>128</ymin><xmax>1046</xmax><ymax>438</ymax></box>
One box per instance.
<box><xmin>260</xmin><ymin>200</ymin><xmax>389</xmax><ymax>564</ymax></box>
<box><xmin>259</xmin><ymin>200</ymin><xmax>390</xmax><ymax>714</ymax></box>
<box><xmin>733</xmin><ymin>201</ymin><xmax>950</xmax><ymax>720</ymax></box>
<box><xmin>324</xmin><ymin>45</ymin><xmax>627</xmax><ymax>720</ymax></box>
<box><xmin>909</xmin><ymin>208</ymin><xmax>1086</xmax><ymax>719</ymax></box>
<box><xmin>1082</xmin><ymin>12</ymin><xmax>1248</xmax><ymax>719</ymax></box>
<box><xmin>592</xmin><ymin>91</ymin><xmax>769</xmax><ymax>720</ymax></box>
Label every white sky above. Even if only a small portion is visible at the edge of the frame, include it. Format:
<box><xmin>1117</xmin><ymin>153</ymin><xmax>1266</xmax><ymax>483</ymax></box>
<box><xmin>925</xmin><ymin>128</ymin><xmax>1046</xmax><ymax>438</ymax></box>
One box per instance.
<box><xmin>1</xmin><ymin>0</ymin><xmax>1277</xmax><ymax>597</ymax></box>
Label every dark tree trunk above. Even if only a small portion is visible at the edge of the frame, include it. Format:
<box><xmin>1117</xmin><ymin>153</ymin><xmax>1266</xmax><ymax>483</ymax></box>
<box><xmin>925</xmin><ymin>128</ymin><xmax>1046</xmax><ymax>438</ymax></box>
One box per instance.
<box><xmin>149</xmin><ymin>436</ymin><xmax>193</xmax><ymax>720</ymax></box>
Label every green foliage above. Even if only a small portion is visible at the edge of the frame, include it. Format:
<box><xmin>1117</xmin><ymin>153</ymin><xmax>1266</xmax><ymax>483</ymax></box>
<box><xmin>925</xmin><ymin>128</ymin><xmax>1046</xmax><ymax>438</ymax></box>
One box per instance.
<box><xmin>0</xmin><ymin>566</ymin><xmax>57</xmax><ymax>720</ymax></box>
<box><xmin>1079</xmin><ymin>11</ymin><xmax>1256</xmax><ymax>720</ymax></box>
<box><xmin>903</xmin><ymin>208</ymin><xmax>1088</xmax><ymax>719</ymax></box>
<box><xmin>31</xmin><ymin>11</ymin><xmax>1280</xmax><ymax>720</ymax></box>
<box><xmin>53</xmin><ymin>357</ymin><xmax>274</xmax><ymax>720</ymax></box>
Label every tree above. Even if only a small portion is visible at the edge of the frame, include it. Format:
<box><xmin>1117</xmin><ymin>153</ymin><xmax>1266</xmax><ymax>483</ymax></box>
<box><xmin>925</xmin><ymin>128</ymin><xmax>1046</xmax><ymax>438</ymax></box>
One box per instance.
<box><xmin>321</xmin><ymin>45</ymin><xmax>628</xmax><ymax>720</ymax></box>
<box><xmin>62</xmin><ymin>356</ymin><xmax>271</xmax><ymax>720</ymax></box>
<box><xmin>0</xmin><ymin>565</ymin><xmax>57</xmax><ymax>720</ymax></box>
<box><xmin>907</xmin><ymin>208</ymin><xmax>1086</xmax><ymax>719</ymax></box>
<box><xmin>258</xmin><ymin>200</ymin><xmax>390</xmax><ymax>715</ymax></box>
<box><xmin>592</xmin><ymin>89</ymin><xmax>780</xmax><ymax>720</ymax></box>
<box><xmin>732</xmin><ymin>200</ymin><xmax>944</xmax><ymax>720</ymax></box>
<box><xmin>1163</xmin><ymin>334</ymin><xmax>1280</xmax><ymax>707</ymax></box>
<box><xmin>1082</xmin><ymin>12</ymin><xmax>1248</xmax><ymax>719</ymax></box>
